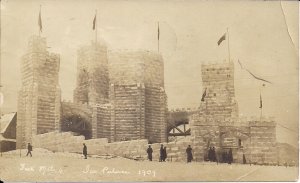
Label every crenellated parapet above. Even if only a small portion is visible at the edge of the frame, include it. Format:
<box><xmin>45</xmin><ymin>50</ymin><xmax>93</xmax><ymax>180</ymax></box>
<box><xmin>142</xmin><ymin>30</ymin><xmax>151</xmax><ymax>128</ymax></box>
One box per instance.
<box><xmin>108</xmin><ymin>49</ymin><xmax>164</xmax><ymax>88</ymax></box>
<box><xmin>168</xmin><ymin>107</ymin><xmax>200</xmax><ymax>113</ymax></box>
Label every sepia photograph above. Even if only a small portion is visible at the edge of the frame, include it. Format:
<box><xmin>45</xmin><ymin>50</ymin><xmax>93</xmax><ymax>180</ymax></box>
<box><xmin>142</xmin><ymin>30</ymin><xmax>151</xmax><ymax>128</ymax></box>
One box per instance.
<box><xmin>0</xmin><ymin>0</ymin><xmax>299</xmax><ymax>182</ymax></box>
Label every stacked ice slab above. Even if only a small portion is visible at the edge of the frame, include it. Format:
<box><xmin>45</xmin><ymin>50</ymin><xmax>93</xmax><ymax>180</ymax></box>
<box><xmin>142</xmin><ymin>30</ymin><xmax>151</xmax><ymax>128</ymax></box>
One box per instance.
<box><xmin>109</xmin><ymin>84</ymin><xmax>146</xmax><ymax>142</ymax></box>
<box><xmin>93</xmin><ymin>103</ymin><xmax>112</xmax><ymax>139</ymax></box>
<box><xmin>32</xmin><ymin>131</ymin><xmax>193</xmax><ymax>161</ymax></box>
<box><xmin>108</xmin><ymin>50</ymin><xmax>167</xmax><ymax>143</ymax></box>
<box><xmin>32</xmin><ymin>131</ymin><xmax>108</xmax><ymax>154</ymax></box>
<box><xmin>73</xmin><ymin>41</ymin><xmax>109</xmax><ymax>105</ymax></box>
<box><xmin>32</xmin><ymin>131</ymin><xmax>148</xmax><ymax>157</ymax></box>
<box><xmin>17</xmin><ymin>35</ymin><xmax>61</xmax><ymax>149</ymax></box>
<box><xmin>247</xmin><ymin>119</ymin><xmax>277</xmax><ymax>165</ymax></box>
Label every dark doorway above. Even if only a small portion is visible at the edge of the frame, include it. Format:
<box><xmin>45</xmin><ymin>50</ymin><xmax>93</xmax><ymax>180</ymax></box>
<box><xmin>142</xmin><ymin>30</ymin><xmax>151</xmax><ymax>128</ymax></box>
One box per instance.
<box><xmin>61</xmin><ymin>114</ymin><xmax>92</xmax><ymax>139</ymax></box>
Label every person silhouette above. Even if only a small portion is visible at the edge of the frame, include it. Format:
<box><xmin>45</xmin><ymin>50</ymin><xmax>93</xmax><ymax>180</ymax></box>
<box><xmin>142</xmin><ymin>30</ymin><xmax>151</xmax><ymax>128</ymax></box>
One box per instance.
<box><xmin>83</xmin><ymin>143</ymin><xmax>87</xmax><ymax>159</ymax></box>
<box><xmin>186</xmin><ymin>145</ymin><xmax>193</xmax><ymax>163</ymax></box>
<box><xmin>26</xmin><ymin>143</ymin><xmax>33</xmax><ymax>157</ymax></box>
<box><xmin>147</xmin><ymin>145</ymin><xmax>153</xmax><ymax>161</ymax></box>
<box><xmin>159</xmin><ymin>144</ymin><xmax>164</xmax><ymax>162</ymax></box>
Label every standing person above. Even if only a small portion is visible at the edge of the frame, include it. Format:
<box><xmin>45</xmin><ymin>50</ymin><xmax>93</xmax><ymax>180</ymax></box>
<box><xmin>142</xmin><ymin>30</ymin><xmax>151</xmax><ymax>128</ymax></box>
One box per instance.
<box><xmin>186</xmin><ymin>145</ymin><xmax>193</xmax><ymax>163</ymax></box>
<box><xmin>83</xmin><ymin>143</ymin><xmax>87</xmax><ymax>159</ymax></box>
<box><xmin>221</xmin><ymin>151</ymin><xmax>225</xmax><ymax>163</ymax></box>
<box><xmin>159</xmin><ymin>144</ymin><xmax>164</xmax><ymax>162</ymax></box>
<box><xmin>147</xmin><ymin>145</ymin><xmax>153</xmax><ymax>161</ymax></box>
<box><xmin>224</xmin><ymin>151</ymin><xmax>228</xmax><ymax>163</ymax></box>
<box><xmin>208</xmin><ymin>147</ymin><xmax>212</xmax><ymax>161</ymax></box>
<box><xmin>212</xmin><ymin>147</ymin><xmax>216</xmax><ymax>162</ymax></box>
<box><xmin>163</xmin><ymin>147</ymin><xmax>167</xmax><ymax>162</ymax></box>
<box><xmin>228</xmin><ymin>148</ymin><xmax>233</xmax><ymax>164</ymax></box>
<box><xmin>243</xmin><ymin>153</ymin><xmax>247</xmax><ymax>164</ymax></box>
<box><xmin>26</xmin><ymin>143</ymin><xmax>33</xmax><ymax>157</ymax></box>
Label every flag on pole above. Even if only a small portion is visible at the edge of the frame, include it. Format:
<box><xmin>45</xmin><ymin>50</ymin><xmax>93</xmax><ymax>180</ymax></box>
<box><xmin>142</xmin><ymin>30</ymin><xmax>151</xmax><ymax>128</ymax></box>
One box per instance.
<box><xmin>259</xmin><ymin>93</ymin><xmax>262</xmax><ymax>109</ymax></box>
<box><xmin>158</xmin><ymin>22</ymin><xmax>160</xmax><ymax>41</ymax></box>
<box><xmin>217</xmin><ymin>33</ymin><xmax>226</xmax><ymax>46</ymax></box>
<box><xmin>38</xmin><ymin>8</ymin><xmax>42</xmax><ymax>32</ymax></box>
<box><xmin>201</xmin><ymin>88</ymin><xmax>207</xmax><ymax>102</ymax></box>
<box><xmin>93</xmin><ymin>13</ymin><xmax>97</xmax><ymax>30</ymax></box>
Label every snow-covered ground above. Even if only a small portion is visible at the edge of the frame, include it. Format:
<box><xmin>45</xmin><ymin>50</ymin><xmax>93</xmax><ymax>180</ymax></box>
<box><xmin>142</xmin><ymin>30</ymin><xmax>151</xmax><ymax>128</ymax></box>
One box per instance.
<box><xmin>0</xmin><ymin>149</ymin><xmax>298</xmax><ymax>182</ymax></box>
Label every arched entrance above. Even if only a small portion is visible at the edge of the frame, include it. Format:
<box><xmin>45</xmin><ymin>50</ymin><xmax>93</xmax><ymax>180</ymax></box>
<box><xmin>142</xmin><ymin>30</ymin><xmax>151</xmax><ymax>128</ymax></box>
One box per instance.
<box><xmin>61</xmin><ymin>114</ymin><xmax>92</xmax><ymax>139</ymax></box>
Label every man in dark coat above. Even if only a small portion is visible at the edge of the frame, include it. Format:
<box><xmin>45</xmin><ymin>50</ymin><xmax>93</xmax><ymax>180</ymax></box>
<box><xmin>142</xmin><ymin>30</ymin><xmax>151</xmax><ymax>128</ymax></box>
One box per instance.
<box><xmin>83</xmin><ymin>143</ymin><xmax>87</xmax><ymax>159</ymax></box>
<box><xmin>147</xmin><ymin>145</ymin><xmax>153</xmax><ymax>161</ymax></box>
<box><xmin>243</xmin><ymin>153</ymin><xmax>247</xmax><ymax>164</ymax></box>
<box><xmin>208</xmin><ymin>147</ymin><xmax>212</xmax><ymax>161</ymax></box>
<box><xmin>212</xmin><ymin>147</ymin><xmax>216</xmax><ymax>162</ymax></box>
<box><xmin>223</xmin><ymin>151</ymin><xmax>228</xmax><ymax>163</ymax></box>
<box><xmin>159</xmin><ymin>144</ymin><xmax>164</xmax><ymax>162</ymax></box>
<box><xmin>228</xmin><ymin>148</ymin><xmax>233</xmax><ymax>164</ymax></box>
<box><xmin>186</xmin><ymin>145</ymin><xmax>193</xmax><ymax>163</ymax></box>
<box><xmin>162</xmin><ymin>147</ymin><xmax>167</xmax><ymax>162</ymax></box>
<box><xmin>26</xmin><ymin>143</ymin><xmax>33</xmax><ymax>157</ymax></box>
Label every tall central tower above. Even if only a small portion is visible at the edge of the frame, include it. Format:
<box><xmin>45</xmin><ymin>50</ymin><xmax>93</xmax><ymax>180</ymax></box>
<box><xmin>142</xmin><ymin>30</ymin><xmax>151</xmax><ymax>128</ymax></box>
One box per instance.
<box><xmin>108</xmin><ymin>50</ymin><xmax>167</xmax><ymax>143</ymax></box>
<box><xmin>73</xmin><ymin>41</ymin><xmax>109</xmax><ymax>105</ymax></box>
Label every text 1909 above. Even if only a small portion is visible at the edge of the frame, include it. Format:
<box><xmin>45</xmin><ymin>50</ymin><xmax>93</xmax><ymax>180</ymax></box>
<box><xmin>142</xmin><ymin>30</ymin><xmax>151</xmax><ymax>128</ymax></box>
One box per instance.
<box><xmin>138</xmin><ymin>170</ymin><xmax>156</xmax><ymax>177</ymax></box>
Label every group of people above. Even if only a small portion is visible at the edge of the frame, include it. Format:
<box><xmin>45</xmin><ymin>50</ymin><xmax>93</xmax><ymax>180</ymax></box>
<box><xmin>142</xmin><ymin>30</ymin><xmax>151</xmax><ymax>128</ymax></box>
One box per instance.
<box><xmin>208</xmin><ymin>146</ymin><xmax>217</xmax><ymax>162</ymax></box>
<box><xmin>221</xmin><ymin>148</ymin><xmax>233</xmax><ymax>164</ymax></box>
<box><xmin>207</xmin><ymin>146</ymin><xmax>234</xmax><ymax>164</ymax></box>
<box><xmin>28</xmin><ymin>142</ymin><xmax>236</xmax><ymax>164</ymax></box>
<box><xmin>147</xmin><ymin>144</ymin><xmax>194</xmax><ymax>163</ymax></box>
<box><xmin>146</xmin><ymin>144</ymin><xmax>236</xmax><ymax>164</ymax></box>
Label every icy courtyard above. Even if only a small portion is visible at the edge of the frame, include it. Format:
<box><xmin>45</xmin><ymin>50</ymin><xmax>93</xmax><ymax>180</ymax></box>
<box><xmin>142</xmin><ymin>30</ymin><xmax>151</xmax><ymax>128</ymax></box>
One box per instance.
<box><xmin>0</xmin><ymin>148</ymin><xmax>298</xmax><ymax>182</ymax></box>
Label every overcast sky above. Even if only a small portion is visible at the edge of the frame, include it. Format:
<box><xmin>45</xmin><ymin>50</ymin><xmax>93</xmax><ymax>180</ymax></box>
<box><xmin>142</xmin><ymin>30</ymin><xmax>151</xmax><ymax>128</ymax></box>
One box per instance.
<box><xmin>0</xmin><ymin>0</ymin><xmax>298</xmax><ymax>146</ymax></box>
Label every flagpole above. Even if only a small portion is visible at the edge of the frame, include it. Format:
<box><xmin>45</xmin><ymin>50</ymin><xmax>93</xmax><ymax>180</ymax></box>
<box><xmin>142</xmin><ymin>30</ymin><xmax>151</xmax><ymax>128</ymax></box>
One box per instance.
<box><xmin>205</xmin><ymin>88</ymin><xmax>208</xmax><ymax>123</ymax></box>
<box><xmin>93</xmin><ymin>9</ymin><xmax>98</xmax><ymax>105</ymax></box>
<box><xmin>205</xmin><ymin>99</ymin><xmax>207</xmax><ymax>123</ymax></box>
<box><xmin>227</xmin><ymin>27</ymin><xmax>230</xmax><ymax>62</ymax></box>
<box><xmin>260</xmin><ymin>93</ymin><xmax>262</xmax><ymax>121</ymax></box>
<box><xmin>0</xmin><ymin>0</ymin><xmax>2</xmax><ymax>156</ymax></box>
<box><xmin>39</xmin><ymin>5</ymin><xmax>41</xmax><ymax>37</ymax></box>
<box><xmin>260</xmin><ymin>88</ymin><xmax>263</xmax><ymax>121</ymax></box>
<box><xmin>158</xmin><ymin>21</ymin><xmax>160</xmax><ymax>53</ymax></box>
<box><xmin>95</xmin><ymin>9</ymin><xmax>98</xmax><ymax>44</ymax></box>
<box><xmin>260</xmin><ymin>105</ymin><xmax>262</xmax><ymax>121</ymax></box>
